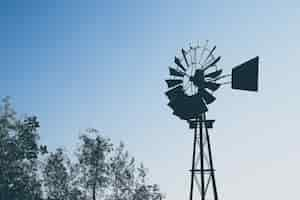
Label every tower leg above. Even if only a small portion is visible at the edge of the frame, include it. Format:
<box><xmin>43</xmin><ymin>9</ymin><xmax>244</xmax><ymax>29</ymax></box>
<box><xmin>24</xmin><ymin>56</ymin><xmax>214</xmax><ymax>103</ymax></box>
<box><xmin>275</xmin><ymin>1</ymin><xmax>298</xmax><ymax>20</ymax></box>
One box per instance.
<box><xmin>203</xmin><ymin>113</ymin><xmax>218</xmax><ymax>200</ymax></box>
<box><xmin>199</xmin><ymin>117</ymin><xmax>205</xmax><ymax>200</ymax></box>
<box><xmin>189</xmin><ymin>123</ymin><xmax>197</xmax><ymax>200</ymax></box>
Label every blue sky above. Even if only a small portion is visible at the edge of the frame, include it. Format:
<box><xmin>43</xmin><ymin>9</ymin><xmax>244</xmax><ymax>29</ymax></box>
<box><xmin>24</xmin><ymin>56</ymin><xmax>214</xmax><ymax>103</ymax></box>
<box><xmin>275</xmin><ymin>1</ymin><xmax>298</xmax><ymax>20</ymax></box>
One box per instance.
<box><xmin>1</xmin><ymin>1</ymin><xmax>300</xmax><ymax>200</ymax></box>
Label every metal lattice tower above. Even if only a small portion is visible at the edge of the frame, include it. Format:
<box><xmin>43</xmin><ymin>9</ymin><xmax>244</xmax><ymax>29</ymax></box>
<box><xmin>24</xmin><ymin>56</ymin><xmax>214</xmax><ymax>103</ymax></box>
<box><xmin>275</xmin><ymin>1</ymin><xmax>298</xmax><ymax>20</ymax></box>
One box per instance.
<box><xmin>189</xmin><ymin>115</ymin><xmax>218</xmax><ymax>200</ymax></box>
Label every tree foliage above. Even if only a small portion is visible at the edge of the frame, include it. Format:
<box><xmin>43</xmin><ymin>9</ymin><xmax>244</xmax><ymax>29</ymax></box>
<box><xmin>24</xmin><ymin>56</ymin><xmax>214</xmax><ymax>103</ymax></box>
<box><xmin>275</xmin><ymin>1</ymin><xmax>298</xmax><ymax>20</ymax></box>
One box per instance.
<box><xmin>76</xmin><ymin>128</ymin><xmax>113</xmax><ymax>200</ymax></box>
<box><xmin>0</xmin><ymin>97</ymin><xmax>45</xmax><ymax>200</ymax></box>
<box><xmin>43</xmin><ymin>148</ymin><xmax>70</xmax><ymax>200</ymax></box>
<box><xmin>109</xmin><ymin>142</ymin><xmax>135</xmax><ymax>200</ymax></box>
<box><xmin>0</xmin><ymin>97</ymin><xmax>163</xmax><ymax>200</ymax></box>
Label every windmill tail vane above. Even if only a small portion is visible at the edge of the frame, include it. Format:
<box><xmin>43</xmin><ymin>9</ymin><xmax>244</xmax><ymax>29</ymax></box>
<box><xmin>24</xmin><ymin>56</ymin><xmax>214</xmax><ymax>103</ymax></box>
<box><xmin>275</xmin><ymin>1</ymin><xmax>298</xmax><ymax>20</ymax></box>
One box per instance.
<box><xmin>164</xmin><ymin>41</ymin><xmax>259</xmax><ymax>200</ymax></box>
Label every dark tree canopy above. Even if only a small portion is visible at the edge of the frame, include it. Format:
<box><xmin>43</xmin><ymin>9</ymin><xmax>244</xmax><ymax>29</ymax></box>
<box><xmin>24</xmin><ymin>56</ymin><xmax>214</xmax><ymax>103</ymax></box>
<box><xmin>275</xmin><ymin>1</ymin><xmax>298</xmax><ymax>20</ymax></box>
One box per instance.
<box><xmin>43</xmin><ymin>148</ymin><xmax>70</xmax><ymax>200</ymax></box>
<box><xmin>0</xmin><ymin>97</ymin><xmax>45</xmax><ymax>200</ymax></box>
<box><xmin>0</xmin><ymin>97</ymin><xmax>163</xmax><ymax>200</ymax></box>
<box><xmin>76</xmin><ymin>129</ymin><xmax>113</xmax><ymax>200</ymax></box>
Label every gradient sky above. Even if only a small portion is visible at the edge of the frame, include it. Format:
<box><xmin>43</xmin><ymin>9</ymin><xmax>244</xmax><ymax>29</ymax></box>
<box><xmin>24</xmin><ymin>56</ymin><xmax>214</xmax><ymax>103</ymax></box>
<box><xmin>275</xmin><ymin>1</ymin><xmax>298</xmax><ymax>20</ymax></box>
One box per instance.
<box><xmin>1</xmin><ymin>1</ymin><xmax>300</xmax><ymax>200</ymax></box>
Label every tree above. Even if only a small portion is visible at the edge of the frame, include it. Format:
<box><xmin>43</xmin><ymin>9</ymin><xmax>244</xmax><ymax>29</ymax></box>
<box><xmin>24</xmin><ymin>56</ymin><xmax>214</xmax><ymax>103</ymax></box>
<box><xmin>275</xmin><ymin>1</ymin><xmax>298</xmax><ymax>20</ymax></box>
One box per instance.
<box><xmin>76</xmin><ymin>129</ymin><xmax>164</xmax><ymax>200</ymax></box>
<box><xmin>76</xmin><ymin>129</ymin><xmax>113</xmax><ymax>200</ymax></box>
<box><xmin>109</xmin><ymin>143</ymin><xmax>163</xmax><ymax>200</ymax></box>
<box><xmin>43</xmin><ymin>147</ymin><xmax>87</xmax><ymax>200</ymax></box>
<box><xmin>133</xmin><ymin>164</ymin><xmax>162</xmax><ymax>200</ymax></box>
<box><xmin>43</xmin><ymin>148</ymin><xmax>70</xmax><ymax>200</ymax></box>
<box><xmin>109</xmin><ymin>142</ymin><xmax>135</xmax><ymax>200</ymax></box>
<box><xmin>0</xmin><ymin>97</ymin><xmax>46</xmax><ymax>200</ymax></box>
<box><xmin>0</xmin><ymin>97</ymin><xmax>164</xmax><ymax>200</ymax></box>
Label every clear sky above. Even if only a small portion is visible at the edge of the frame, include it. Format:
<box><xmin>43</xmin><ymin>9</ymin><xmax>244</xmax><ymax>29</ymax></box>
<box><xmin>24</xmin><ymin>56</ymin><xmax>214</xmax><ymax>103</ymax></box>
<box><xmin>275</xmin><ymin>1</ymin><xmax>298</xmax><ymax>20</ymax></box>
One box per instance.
<box><xmin>1</xmin><ymin>1</ymin><xmax>300</xmax><ymax>200</ymax></box>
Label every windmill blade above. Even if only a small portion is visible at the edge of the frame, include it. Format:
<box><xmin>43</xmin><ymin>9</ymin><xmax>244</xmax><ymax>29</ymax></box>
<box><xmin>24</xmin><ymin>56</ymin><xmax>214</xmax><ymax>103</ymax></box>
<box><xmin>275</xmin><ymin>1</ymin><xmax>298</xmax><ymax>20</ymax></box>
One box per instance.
<box><xmin>175</xmin><ymin>56</ymin><xmax>186</xmax><ymax>72</ymax></box>
<box><xmin>173</xmin><ymin>111</ymin><xmax>189</xmax><ymax>120</ymax></box>
<box><xmin>205</xmin><ymin>69</ymin><xmax>223</xmax><ymax>78</ymax></box>
<box><xmin>204</xmin><ymin>81</ymin><xmax>221</xmax><ymax>91</ymax></box>
<box><xmin>171</xmin><ymin>95</ymin><xmax>208</xmax><ymax>120</ymax></box>
<box><xmin>181</xmin><ymin>48</ymin><xmax>190</xmax><ymax>67</ymax></box>
<box><xmin>165</xmin><ymin>85</ymin><xmax>184</xmax><ymax>99</ymax></box>
<box><xmin>213</xmin><ymin>74</ymin><xmax>231</xmax><ymax>81</ymax></box>
<box><xmin>168</xmin><ymin>95</ymin><xmax>185</xmax><ymax>112</ymax></box>
<box><xmin>190</xmin><ymin>95</ymin><xmax>208</xmax><ymax>114</ymax></box>
<box><xmin>168</xmin><ymin>100</ymin><xmax>180</xmax><ymax>111</ymax></box>
<box><xmin>169</xmin><ymin>67</ymin><xmax>185</xmax><ymax>77</ymax></box>
<box><xmin>169</xmin><ymin>99</ymin><xmax>187</xmax><ymax>120</ymax></box>
<box><xmin>200</xmin><ymin>89</ymin><xmax>216</xmax><ymax>104</ymax></box>
<box><xmin>204</xmin><ymin>45</ymin><xmax>216</xmax><ymax>63</ymax></box>
<box><xmin>165</xmin><ymin>79</ymin><xmax>183</xmax><ymax>88</ymax></box>
<box><xmin>203</xmin><ymin>56</ymin><xmax>221</xmax><ymax>71</ymax></box>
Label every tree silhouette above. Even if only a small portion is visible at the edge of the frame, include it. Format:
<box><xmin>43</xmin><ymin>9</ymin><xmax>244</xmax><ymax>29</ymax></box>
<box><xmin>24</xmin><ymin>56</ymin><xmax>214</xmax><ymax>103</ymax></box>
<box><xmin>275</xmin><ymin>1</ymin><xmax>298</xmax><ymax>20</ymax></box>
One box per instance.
<box><xmin>0</xmin><ymin>97</ymin><xmax>46</xmax><ymax>200</ymax></box>
<box><xmin>43</xmin><ymin>148</ymin><xmax>70</xmax><ymax>200</ymax></box>
<box><xmin>0</xmin><ymin>97</ymin><xmax>163</xmax><ymax>200</ymax></box>
<box><xmin>110</xmin><ymin>142</ymin><xmax>135</xmax><ymax>200</ymax></box>
<box><xmin>76</xmin><ymin>129</ymin><xmax>113</xmax><ymax>200</ymax></box>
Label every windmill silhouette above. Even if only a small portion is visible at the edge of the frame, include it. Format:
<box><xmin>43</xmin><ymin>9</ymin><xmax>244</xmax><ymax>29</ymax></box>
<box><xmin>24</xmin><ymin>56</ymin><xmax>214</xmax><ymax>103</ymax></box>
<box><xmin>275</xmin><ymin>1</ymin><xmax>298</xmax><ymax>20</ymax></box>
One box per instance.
<box><xmin>165</xmin><ymin>41</ymin><xmax>259</xmax><ymax>200</ymax></box>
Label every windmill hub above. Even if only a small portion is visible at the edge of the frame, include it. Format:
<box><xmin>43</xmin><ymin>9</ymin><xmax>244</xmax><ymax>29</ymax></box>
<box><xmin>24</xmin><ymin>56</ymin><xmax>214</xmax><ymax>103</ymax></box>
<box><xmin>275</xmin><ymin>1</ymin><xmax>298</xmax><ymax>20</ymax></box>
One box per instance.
<box><xmin>190</xmin><ymin>69</ymin><xmax>205</xmax><ymax>89</ymax></box>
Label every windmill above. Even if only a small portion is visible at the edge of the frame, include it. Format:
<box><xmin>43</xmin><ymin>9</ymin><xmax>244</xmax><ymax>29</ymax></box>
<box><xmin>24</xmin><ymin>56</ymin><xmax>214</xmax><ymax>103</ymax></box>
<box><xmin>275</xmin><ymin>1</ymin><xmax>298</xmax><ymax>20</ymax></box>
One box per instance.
<box><xmin>165</xmin><ymin>41</ymin><xmax>259</xmax><ymax>200</ymax></box>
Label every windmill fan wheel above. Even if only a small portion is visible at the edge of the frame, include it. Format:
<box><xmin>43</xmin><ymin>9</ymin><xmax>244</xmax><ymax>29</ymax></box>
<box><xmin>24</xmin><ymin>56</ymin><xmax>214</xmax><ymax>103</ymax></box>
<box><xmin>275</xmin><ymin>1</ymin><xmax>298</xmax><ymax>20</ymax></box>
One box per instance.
<box><xmin>165</xmin><ymin>43</ymin><xmax>223</xmax><ymax>120</ymax></box>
